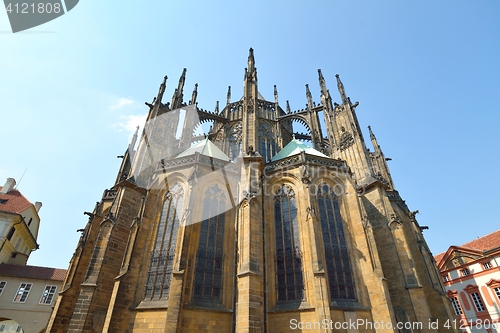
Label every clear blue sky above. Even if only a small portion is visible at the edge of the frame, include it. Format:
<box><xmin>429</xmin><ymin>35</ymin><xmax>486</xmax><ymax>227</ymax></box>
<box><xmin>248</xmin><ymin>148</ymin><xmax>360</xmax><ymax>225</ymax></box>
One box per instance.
<box><xmin>1</xmin><ymin>0</ymin><xmax>499</xmax><ymax>269</ymax></box>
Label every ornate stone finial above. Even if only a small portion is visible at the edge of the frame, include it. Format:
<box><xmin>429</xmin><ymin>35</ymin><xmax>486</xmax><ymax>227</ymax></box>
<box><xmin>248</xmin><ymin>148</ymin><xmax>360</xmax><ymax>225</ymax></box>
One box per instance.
<box><xmin>286</xmin><ymin>100</ymin><xmax>291</xmax><ymax>114</ymax></box>
<box><xmin>274</xmin><ymin>85</ymin><xmax>278</xmax><ymax>104</ymax></box>
<box><xmin>335</xmin><ymin>74</ymin><xmax>348</xmax><ymax>105</ymax></box>
<box><xmin>292</xmin><ymin>133</ymin><xmax>296</xmax><ymax>140</ymax></box>
<box><xmin>248</xmin><ymin>47</ymin><xmax>255</xmax><ymax>71</ymax></box>
<box><xmin>226</xmin><ymin>86</ymin><xmax>231</xmax><ymax>105</ymax></box>
<box><xmin>215</xmin><ymin>101</ymin><xmax>219</xmax><ymax>114</ymax></box>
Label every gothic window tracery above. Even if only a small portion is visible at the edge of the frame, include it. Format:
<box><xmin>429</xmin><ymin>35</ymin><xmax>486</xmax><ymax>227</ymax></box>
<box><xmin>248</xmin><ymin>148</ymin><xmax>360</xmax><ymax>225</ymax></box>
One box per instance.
<box><xmin>274</xmin><ymin>184</ymin><xmax>305</xmax><ymax>302</ymax></box>
<box><xmin>193</xmin><ymin>184</ymin><xmax>226</xmax><ymax>303</ymax></box>
<box><xmin>258</xmin><ymin>122</ymin><xmax>277</xmax><ymax>162</ymax></box>
<box><xmin>316</xmin><ymin>184</ymin><xmax>356</xmax><ymax>301</ymax></box>
<box><xmin>144</xmin><ymin>184</ymin><xmax>184</xmax><ymax>300</ymax></box>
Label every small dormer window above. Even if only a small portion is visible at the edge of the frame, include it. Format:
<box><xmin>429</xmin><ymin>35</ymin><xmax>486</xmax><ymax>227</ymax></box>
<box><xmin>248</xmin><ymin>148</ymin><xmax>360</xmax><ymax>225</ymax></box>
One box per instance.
<box><xmin>443</xmin><ymin>275</ymin><xmax>450</xmax><ymax>282</ymax></box>
<box><xmin>461</xmin><ymin>268</ymin><xmax>470</xmax><ymax>276</ymax></box>
<box><xmin>0</xmin><ymin>199</ymin><xmax>7</xmax><ymax>204</ymax></box>
<box><xmin>483</xmin><ymin>262</ymin><xmax>492</xmax><ymax>269</ymax></box>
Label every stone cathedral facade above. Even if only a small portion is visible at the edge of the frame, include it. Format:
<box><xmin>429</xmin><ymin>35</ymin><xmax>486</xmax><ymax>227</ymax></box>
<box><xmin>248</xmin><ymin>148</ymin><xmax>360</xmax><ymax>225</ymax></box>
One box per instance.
<box><xmin>46</xmin><ymin>49</ymin><xmax>456</xmax><ymax>332</ymax></box>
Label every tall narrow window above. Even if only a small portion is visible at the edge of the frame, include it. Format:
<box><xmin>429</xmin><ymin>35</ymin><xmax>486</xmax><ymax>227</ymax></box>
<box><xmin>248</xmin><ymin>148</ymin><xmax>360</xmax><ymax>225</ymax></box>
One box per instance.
<box><xmin>471</xmin><ymin>292</ymin><xmax>486</xmax><ymax>312</ymax></box>
<box><xmin>193</xmin><ymin>184</ymin><xmax>226</xmax><ymax>303</ymax></box>
<box><xmin>144</xmin><ymin>184</ymin><xmax>184</xmax><ymax>300</ymax></box>
<box><xmin>450</xmin><ymin>296</ymin><xmax>463</xmax><ymax>315</ymax></box>
<box><xmin>0</xmin><ymin>281</ymin><xmax>6</xmax><ymax>296</ymax></box>
<box><xmin>494</xmin><ymin>287</ymin><xmax>500</xmax><ymax>301</ymax></box>
<box><xmin>274</xmin><ymin>184</ymin><xmax>304</xmax><ymax>302</ymax></box>
<box><xmin>317</xmin><ymin>184</ymin><xmax>356</xmax><ymax>301</ymax></box>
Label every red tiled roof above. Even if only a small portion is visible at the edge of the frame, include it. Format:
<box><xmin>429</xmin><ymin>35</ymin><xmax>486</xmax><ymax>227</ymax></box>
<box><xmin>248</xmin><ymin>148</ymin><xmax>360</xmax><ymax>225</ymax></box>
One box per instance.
<box><xmin>0</xmin><ymin>263</ymin><xmax>67</xmax><ymax>281</ymax></box>
<box><xmin>434</xmin><ymin>229</ymin><xmax>500</xmax><ymax>263</ymax></box>
<box><xmin>460</xmin><ymin>229</ymin><xmax>500</xmax><ymax>252</ymax></box>
<box><xmin>434</xmin><ymin>252</ymin><xmax>445</xmax><ymax>264</ymax></box>
<box><xmin>0</xmin><ymin>186</ymin><xmax>33</xmax><ymax>214</ymax></box>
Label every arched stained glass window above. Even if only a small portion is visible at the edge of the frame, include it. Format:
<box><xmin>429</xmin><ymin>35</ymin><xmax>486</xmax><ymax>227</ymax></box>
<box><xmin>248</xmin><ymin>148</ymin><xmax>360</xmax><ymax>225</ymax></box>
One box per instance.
<box><xmin>274</xmin><ymin>184</ymin><xmax>305</xmax><ymax>302</ymax></box>
<box><xmin>317</xmin><ymin>184</ymin><xmax>356</xmax><ymax>301</ymax></box>
<box><xmin>193</xmin><ymin>184</ymin><xmax>226</xmax><ymax>303</ymax></box>
<box><xmin>145</xmin><ymin>184</ymin><xmax>184</xmax><ymax>300</ymax></box>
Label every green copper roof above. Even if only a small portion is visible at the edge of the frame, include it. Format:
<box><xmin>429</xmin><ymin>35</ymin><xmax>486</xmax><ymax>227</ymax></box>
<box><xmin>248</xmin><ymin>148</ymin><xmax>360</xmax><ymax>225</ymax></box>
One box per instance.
<box><xmin>177</xmin><ymin>137</ymin><xmax>231</xmax><ymax>162</ymax></box>
<box><xmin>270</xmin><ymin>137</ymin><xmax>328</xmax><ymax>162</ymax></box>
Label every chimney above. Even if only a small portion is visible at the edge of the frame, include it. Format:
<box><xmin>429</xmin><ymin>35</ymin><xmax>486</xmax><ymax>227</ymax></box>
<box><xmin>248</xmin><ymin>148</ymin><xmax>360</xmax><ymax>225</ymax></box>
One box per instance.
<box><xmin>0</xmin><ymin>178</ymin><xmax>16</xmax><ymax>194</ymax></box>
<box><xmin>34</xmin><ymin>201</ymin><xmax>42</xmax><ymax>212</ymax></box>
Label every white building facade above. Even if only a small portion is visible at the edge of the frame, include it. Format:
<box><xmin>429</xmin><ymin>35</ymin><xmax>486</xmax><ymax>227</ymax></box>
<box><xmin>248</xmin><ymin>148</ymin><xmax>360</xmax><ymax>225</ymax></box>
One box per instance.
<box><xmin>435</xmin><ymin>229</ymin><xmax>500</xmax><ymax>333</ymax></box>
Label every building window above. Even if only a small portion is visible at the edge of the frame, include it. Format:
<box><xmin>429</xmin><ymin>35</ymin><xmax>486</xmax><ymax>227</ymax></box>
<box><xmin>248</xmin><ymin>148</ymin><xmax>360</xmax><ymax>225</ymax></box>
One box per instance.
<box><xmin>461</xmin><ymin>268</ymin><xmax>469</xmax><ymax>276</ymax></box>
<box><xmin>16</xmin><ymin>326</ymin><xmax>21</xmax><ymax>332</ymax></box>
<box><xmin>471</xmin><ymin>292</ymin><xmax>486</xmax><ymax>312</ymax></box>
<box><xmin>274</xmin><ymin>184</ymin><xmax>305</xmax><ymax>302</ymax></box>
<box><xmin>144</xmin><ymin>184</ymin><xmax>184</xmax><ymax>300</ymax></box>
<box><xmin>39</xmin><ymin>285</ymin><xmax>57</xmax><ymax>305</ymax></box>
<box><xmin>442</xmin><ymin>275</ymin><xmax>450</xmax><ymax>282</ymax></box>
<box><xmin>13</xmin><ymin>283</ymin><xmax>32</xmax><ymax>303</ymax></box>
<box><xmin>0</xmin><ymin>325</ymin><xmax>5</xmax><ymax>332</ymax></box>
<box><xmin>450</xmin><ymin>296</ymin><xmax>463</xmax><ymax>315</ymax></box>
<box><xmin>494</xmin><ymin>287</ymin><xmax>500</xmax><ymax>301</ymax></box>
<box><xmin>193</xmin><ymin>184</ymin><xmax>226</xmax><ymax>303</ymax></box>
<box><xmin>0</xmin><ymin>281</ymin><xmax>6</xmax><ymax>296</ymax></box>
<box><xmin>483</xmin><ymin>261</ymin><xmax>492</xmax><ymax>269</ymax></box>
<box><xmin>316</xmin><ymin>184</ymin><xmax>356</xmax><ymax>301</ymax></box>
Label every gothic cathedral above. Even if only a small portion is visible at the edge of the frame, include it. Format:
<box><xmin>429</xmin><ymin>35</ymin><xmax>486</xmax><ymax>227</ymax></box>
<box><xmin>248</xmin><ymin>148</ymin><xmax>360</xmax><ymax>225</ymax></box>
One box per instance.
<box><xmin>46</xmin><ymin>49</ymin><xmax>456</xmax><ymax>332</ymax></box>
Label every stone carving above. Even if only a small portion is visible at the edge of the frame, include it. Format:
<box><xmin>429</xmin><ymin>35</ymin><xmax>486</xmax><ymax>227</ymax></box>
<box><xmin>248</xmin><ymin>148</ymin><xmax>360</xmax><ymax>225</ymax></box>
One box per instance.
<box><xmin>339</xmin><ymin>131</ymin><xmax>354</xmax><ymax>151</ymax></box>
<box><xmin>299</xmin><ymin>164</ymin><xmax>311</xmax><ymax>184</ymax></box>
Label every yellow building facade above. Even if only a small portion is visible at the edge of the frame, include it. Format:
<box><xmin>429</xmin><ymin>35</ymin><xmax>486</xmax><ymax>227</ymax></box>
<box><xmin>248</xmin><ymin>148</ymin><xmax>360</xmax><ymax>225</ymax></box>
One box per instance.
<box><xmin>47</xmin><ymin>49</ymin><xmax>456</xmax><ymax>332</ymax></box>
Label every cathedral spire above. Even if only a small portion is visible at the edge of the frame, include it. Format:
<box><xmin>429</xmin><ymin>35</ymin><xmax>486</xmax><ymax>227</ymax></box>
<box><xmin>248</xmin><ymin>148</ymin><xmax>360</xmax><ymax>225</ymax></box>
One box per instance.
<box><xmin>227</xmin><ymin>86</ymin><xmax>231</xmax><ymax>105</ymax></box>
<box><xmin>368</xmin><ymin>125</ymin><xmax>382</xmax><ymax>154</ymax></box>
<box><xmin>305</xmin><ymin>84</ymin><xmax>313</xmax><ymax>109</ymax></box>
<box><xmin>157</xmin><ymin>75</ymin><xmax>168</xmax><ymax>104</ymax></box>
<box><xmin>171</xmin><ymin>68</ymin><xmax>187</xmax><ymax>109</ymax></box>
<box><xmin>368</xmin><ymin>125</ymin><xmax>394</xmax><ymax>189</ymax></box>
<box><xmin>274</xmin><ymin>85</ymin><xmax>278</xmax><ymax>104</ymax></box>
<box><xmin>318</xmin><ymin>69</ymin><xmax>328</xmax><ymax>96</ymax></box>
<box><xmin>190</xmin><ymin>83</ymin><xmax>198</xmax><ymax>105</ymax></box>
<box><xmin>335</xmin><ymin>74</ymin><xmax>348</xmax><ymax>105</ymax></box>
<box><xmin>368</xmin><ymin>125</ymin><xmax>377</xmax><ymax>143</ymax></box>
<box><xmin>242</xmin><ymin>48</ymin><xmax>259</xmax><ymax>155</ymax></box>
<box><xmin>129</xmin><ymin>126</ymin><xmax>139</xmax><ymax>151</ymax></box>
